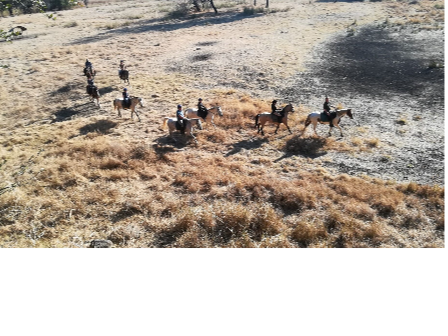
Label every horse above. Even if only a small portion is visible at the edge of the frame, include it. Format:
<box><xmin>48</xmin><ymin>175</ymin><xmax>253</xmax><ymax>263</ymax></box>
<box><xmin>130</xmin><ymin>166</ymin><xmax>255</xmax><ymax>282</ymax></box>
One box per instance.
<box><xmin>86</xmin><ymin>85</ymin><xmax>100</xmax><ymax>108</ymax></box>
<box><xmin>119</xmin><ymin>70</ymin><xmax>130</xmax><ymax>84</ymax></box>
<box><xmin>162</xmin><ymin>118</ymin><xmax>203</xmax><ymax>144</ymax></box>
<box><xmin>84</xmin><ymin>66</ymin><xmax>96</xmax><ymax>78</ymax></box>
<box><xmin>303</xmin><ymin>109</ymin><xmax>353</xmax><ymax>137</ymax></box>
<box><xmin>185</xmin><ymin>106</ymin><xmax>223</xmax><ymax>128</ymax></box>
<box><xmin>254</xmin><ymin>103</ymin><xmax>295</xmax><ymax>135</ymax></box>
<box><xmin>112</xmin><ymin>97</ymin><xmax>144</xmax><ymax>122</ymax></box>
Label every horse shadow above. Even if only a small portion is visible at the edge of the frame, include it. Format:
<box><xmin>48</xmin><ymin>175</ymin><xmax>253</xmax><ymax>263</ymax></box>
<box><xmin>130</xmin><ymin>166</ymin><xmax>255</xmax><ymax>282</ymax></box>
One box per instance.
<box><xmin>79</xmin><ymin>119</ymin><xmax>118</xmax><ymax>136</ymax></box>
<box><xmin>225</xmin><ymin>137</ymin><xmax>269</xmax><ymax>157</ymax></box>
<box><xmin>275</xmin><ymin>136</ymin><xmax>328</xmax><ymax>162</ymax></box>
<box><xmin>99</xmin><ymin>86</ymin><xmax>115</xmax><ymax>95</ymax></box>
<box><xmin>52</xmin><ymin>102</ymin><xmax>103</xmax><ymax>123</ymax></box>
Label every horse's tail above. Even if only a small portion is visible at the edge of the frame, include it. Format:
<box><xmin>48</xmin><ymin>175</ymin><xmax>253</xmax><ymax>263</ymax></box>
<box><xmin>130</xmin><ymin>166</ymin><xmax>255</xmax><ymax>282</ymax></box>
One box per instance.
<box><xmin>162</xmin><ymin>117</ymin><xmax>169</xmax><ymax>129</ymax></box>
<box><xmin>113</xmin><ymin>99</ymin><xmax>117</xmax><ymax>110</ymax></box>
<box><xmin>255</xmin><ymin>114</ymin><xmax>260</xmax><ymax>128</ymax></box>
<box><xmin>304</xmin><ymin>116</ymin><xmax>311</xmax><ymax>127</ymax></box>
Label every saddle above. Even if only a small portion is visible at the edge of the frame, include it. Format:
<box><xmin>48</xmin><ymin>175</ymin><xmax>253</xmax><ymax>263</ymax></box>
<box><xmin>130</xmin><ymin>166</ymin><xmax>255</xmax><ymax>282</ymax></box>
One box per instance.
<box><xmin>271</xmin><ymin>113</ymin><xmax>283</xmax><ymax>123</ymax></box>
<box><xmin>197</xmin><ymin>108</ymin><xmax>208</xmax><ymax>120</ymax></box>
<box><xmin>86</xmin><ymin>85</ymin><xmax>96</xmax><ymax>95</ymax></box>
<box><xmin>123</xmin><ymin>98</ymin><xmax>131</xmax><ymax>108</ymax></box>
<box><xmin>320</xmin><ymin>112</ymin><xmax>336</xmax><ymax>122</ymax></box>
<box><xmin>176</xmin><ymin>120</ymin><xmax>186</xmax><ymax>133</ymax></box>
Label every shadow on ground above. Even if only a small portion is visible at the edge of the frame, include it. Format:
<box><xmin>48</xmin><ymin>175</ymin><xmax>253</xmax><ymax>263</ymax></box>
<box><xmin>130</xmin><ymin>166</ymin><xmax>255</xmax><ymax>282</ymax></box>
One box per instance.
<box><xmin>52</xmin><ymin>102</ymin><xmax>101</xmax><ymax>122</ymax></box>
<box><xmin>70</xmin><ymin>11</ymin><xmax>264</xmax><ymax>45</ymax></box>
<box><xmin>276</xmin><ymin>136</ymin><xmax>328</xmax><ymax>161</ymax></box>
<box><xmin>79</xmin><ymin>119</ymin><xmax>118</xmax><ymax>135</ymax></box>
<box><xmin>225</xmin><ymin>137</ymin><xmax>269</xmax><ymax>156</ymax></box>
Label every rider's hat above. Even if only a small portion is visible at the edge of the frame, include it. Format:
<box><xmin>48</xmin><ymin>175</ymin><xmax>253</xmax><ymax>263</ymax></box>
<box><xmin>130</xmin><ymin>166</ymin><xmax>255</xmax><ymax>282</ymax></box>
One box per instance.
<box><xmin>273</xmin><ymin>99</ymin><xmax>277</xmax><ymax>103</ymax></box>
<box><xmin>177</xmin><ymin>104</ymin><xmax>182</xmax><ymax>108</ymax></box>
<box><xmin>198</xmin><ymin>98</ymin><xmax>203</xmax><ymax>101</ymax></box>
<box><xmin>123</xmin><ymin>88</ymin><xmax>127</xmax><ymax>91</ymax></box>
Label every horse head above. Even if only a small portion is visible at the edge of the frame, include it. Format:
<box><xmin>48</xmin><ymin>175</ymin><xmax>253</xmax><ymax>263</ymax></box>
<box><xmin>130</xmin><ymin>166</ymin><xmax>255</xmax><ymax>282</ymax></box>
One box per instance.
<box><xmin>217</xmin><ymin>106</ymin><xmax>223</xmax><ymax>116</ymax></box>
<box><xmin>347</xmin><ymin>109</ymin><xmax>353</xmax><ymax>119</ymax></box>
<box><xmin>283</xmin><ymin>103</ymin><xmax>294</xmax><ymax>113</ymax></box>
<box><xmin>137</xmin><ymin>97</ymin><xmax>145</xmax><ymax>107</ymax></box>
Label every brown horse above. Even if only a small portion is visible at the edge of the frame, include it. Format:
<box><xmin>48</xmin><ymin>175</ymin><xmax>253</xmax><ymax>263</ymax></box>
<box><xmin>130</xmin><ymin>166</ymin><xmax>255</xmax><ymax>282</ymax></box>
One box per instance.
<box><xmin>86</xmin><ymin>85</ymin><xmax>100</xmax><ymax>108</ymax></box>
<box><xmin>119</xmin><ymin>70</ymin><xmax>130</xmax><ymax>84</ymax></box>
<box><xmin>83</xmin><ymin>67</ymin><xmax>96</xmax><ymax>78</ymax></box>
<box><xmin>254</xmin><ymin>103</ymin><xmax>295</xmax><ymax>135</ymax></box>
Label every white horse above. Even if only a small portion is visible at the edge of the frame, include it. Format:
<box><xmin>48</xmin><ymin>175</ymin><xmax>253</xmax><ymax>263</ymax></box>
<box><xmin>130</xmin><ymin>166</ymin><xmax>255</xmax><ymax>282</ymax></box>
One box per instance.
<box><xmin>162</xmin><ymin>117</ymin><xmax>203</xmax><ymax>144</ymax></box>
<box><xmin>113</xmin><ymin>97</ymin><xmax>144</xmax><ymax>121</ymax></box>
<box><xmin>303</xmin><ymin>109</ymin><xmax>353</xmax><ymax>137</ymax></box>
<box><xmin>185</xmin><ymin>106</ymin><xmax>223</xmax><ymax>128</ymax></box>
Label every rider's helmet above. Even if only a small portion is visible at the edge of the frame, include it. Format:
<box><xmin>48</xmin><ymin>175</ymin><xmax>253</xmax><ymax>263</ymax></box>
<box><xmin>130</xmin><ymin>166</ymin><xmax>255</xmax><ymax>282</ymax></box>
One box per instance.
<box><xmin>325</xmin><ymin>97</ymin><xmax>329</xmax><ymax>102</ymax></box>
<box><xmin>177</xmin><ymin>104</ymin><xmax>182</xmax><ymax>109</ymax></box>
<box><xmin>198</xmin><ymin>98</ymin><xmax>203</xmax><ymax>101</ymax></box>
<box><xmin>273</xmin><ymin>100</ymin><xmax>277</xmax><ymax>103</ymax></box>
<box><xmin>124</xmin><ymin>88</ymin><xmax>127</xmax><ymax>91</ymax></box>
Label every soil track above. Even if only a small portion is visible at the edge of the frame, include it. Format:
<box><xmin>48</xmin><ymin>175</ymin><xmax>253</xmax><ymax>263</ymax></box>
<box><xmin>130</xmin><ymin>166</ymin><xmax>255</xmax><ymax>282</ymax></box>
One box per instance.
<box><xmin>281</xmin><ymin>24</ymin><xmax>444</xmax><ymax>185</ymax></box>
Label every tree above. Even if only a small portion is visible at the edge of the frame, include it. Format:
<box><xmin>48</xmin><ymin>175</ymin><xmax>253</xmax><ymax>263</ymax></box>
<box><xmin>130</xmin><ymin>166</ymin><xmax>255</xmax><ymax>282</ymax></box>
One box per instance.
<box><xmin>190</xmin><ymin>0</ymin><xmax>218</xmax><ymax>14</ymax></box>
<box><xmin>0</xmin><ymin>1</ymin><xmax>75</xmax><ymax>41</ymax></box>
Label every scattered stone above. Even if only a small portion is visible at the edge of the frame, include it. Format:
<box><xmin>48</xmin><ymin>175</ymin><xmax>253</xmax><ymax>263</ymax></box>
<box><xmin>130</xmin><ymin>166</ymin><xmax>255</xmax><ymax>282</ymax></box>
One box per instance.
<box><xmin>89</xmin><ymin>240</ymin><xmax>113</xmax><ymax>248</ymax></box>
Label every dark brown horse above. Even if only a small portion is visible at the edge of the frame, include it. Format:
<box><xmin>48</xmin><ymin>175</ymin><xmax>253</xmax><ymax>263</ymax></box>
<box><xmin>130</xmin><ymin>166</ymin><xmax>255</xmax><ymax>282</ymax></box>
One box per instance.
<box><xmin>86</xmin><ymin>85</ymin><xmax>100</xmax><ymax>108</ymax></box>
<box><xmin>254</xmin><ymin>103</ymin><xmax>295</xmax><ymax>135</ymax></box>
<box><xmin>84</xmin><ymin>66</ymin><xmax>96</xmax><ymax>78</ymax></box>
<box><xmin>119</xmin><ymin>70</ymin><xmax>130</xmax><ymax>84</ymax></box>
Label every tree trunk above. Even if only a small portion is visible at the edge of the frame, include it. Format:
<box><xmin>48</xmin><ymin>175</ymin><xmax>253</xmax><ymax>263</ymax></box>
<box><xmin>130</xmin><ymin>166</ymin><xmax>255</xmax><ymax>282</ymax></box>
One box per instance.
<box><xmin>209</xmin><ymin>0</ymin><xmax>218</xmax><ymax>14</ymax></box>
<box><xmin>192</xmin><ymin>0</ymin><xmax>201</xmax><ymax>12</ymax></box>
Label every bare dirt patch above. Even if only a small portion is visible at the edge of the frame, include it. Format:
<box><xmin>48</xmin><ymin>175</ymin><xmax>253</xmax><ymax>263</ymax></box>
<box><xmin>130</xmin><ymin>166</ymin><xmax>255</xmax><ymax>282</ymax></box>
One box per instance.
<box><xmin>280</xmin><ymin>24</ymin><xmax>444</xmax><ymax>185</ymax></box>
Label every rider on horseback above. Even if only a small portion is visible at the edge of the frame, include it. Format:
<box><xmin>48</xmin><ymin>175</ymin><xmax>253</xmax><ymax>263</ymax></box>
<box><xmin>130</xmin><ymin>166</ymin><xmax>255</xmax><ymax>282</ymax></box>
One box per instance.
<box><xmin>176</xmin><ymin>104</ymin><xmax>186</xmax><ymax>133</ymax></box>
<box><xmin>119</xmin><ymin>60</ymin><xmax>126</xmax><ymax>76</ymax></box>
<box><xmin>85</xmin><ymin>59</ymin><xmax>93</xmax><ymax>75</ymax></box>
<box><xmin>271</xmin><ymin>100</ymin><xmax>283</xmax><ymax>122</ymax></box>
<box><xmin>324</xmin><ymin>97</ymin><xmax>336</xmax><ymax>127</ymax></box>
<box><xmin>197</xmin><ymin>98</ymin><xmax>208</xmax><ymax>119</ymax></box>
<box><xmin>123</xmin><ymin>88</ymin><xmax>130</xmax><ymax>108</ymax></box>
<box><xmin>86</xmin><ymin>75</ymin><xmax>96</xmax><ymax>94</ymax></box>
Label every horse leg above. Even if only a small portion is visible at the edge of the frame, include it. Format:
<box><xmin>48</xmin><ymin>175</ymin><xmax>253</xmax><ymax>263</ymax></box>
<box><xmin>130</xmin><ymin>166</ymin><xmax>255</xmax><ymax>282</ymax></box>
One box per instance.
<box><xmin>274</xmin><ymin>123</ymin><xmax>280</xmax><ymax>134</ymax></box>
<box><xmin>117</xmin><ymin>108</ymin><xmax>122</xmax><ymax>118</ymax></box>
<box><xmin>313</xmin><ymin>122</ymin><xmax>318</xmax><ymax>137</ymax></box>
<box><xmin>134</xmin><ymin>109</ymin><xmax>141</xmax><ymax>122</ymax></box>
<box><xmin>336</xmin><ymin>123</ymin><xmax>343</xmax><ymax>137</ymax></box>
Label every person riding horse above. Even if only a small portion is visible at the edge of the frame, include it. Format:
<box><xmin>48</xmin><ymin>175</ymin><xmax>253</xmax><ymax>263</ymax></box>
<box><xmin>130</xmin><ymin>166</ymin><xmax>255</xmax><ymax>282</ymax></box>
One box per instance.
<box><xmin>84</xmin><ymin>59</ymin><xmax>93</xmax><ymax>76</ymax></box>
<box><xmin>197</xmin><ymin>98</ymin><xmax>208</xmax><ymax>119</ymax></box>
<box><xmin>176</xmin><ymin>104</ymin><xmax>186</xmax><ymax>134</ymax></box>
<box><xmin>271</xmin><ymin>100</ymin><xmax>283</xmax><ymax>122</ymax></box>
<box><xmin>86</xmin><ymin>76</ymin><xmax>96</xmax><ymax>94</ymax></box>
<box><xmin>119</xmin><ymin>60</ymin><xmax>126</xmax><ymax>76</ymax></box>
<box><xmin>324</xmin><ymin>97</ymin><xmax>336</xmax><ymax>127</ymax></box>
<box><xmin>122</xmin><ymin>88</ymin><xmax>131</xmax><ymax>108</ymax></box>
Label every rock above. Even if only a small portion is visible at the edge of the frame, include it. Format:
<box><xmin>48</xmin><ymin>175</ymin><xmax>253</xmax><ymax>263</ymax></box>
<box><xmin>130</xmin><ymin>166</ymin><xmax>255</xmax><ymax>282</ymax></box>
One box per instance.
<box><xmin>89</xmin><ymin>240</ymin><xmax>113</xmax><ymax>248</ymax></box>
<box><xmin>151</xmin><ymin>94</ymin><xmax>159</xmax><ymax>98</ymax></box>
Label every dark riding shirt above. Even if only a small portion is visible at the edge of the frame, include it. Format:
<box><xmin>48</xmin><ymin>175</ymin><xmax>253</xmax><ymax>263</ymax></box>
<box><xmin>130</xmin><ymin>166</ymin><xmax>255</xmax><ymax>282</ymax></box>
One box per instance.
<box><xmin>324</xmin><ymin>101</ymin><xmax>331</xmax><ymax>113</ymax></box>
<box><xmin>123</xmin><ymin>91</ymin><xmax>129</xmax><ymax>100</ymax></box>
<box><xmin>87</xmin><ymin>78</ymin><xmax>94</xmax><ymax>86</ymax></box>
